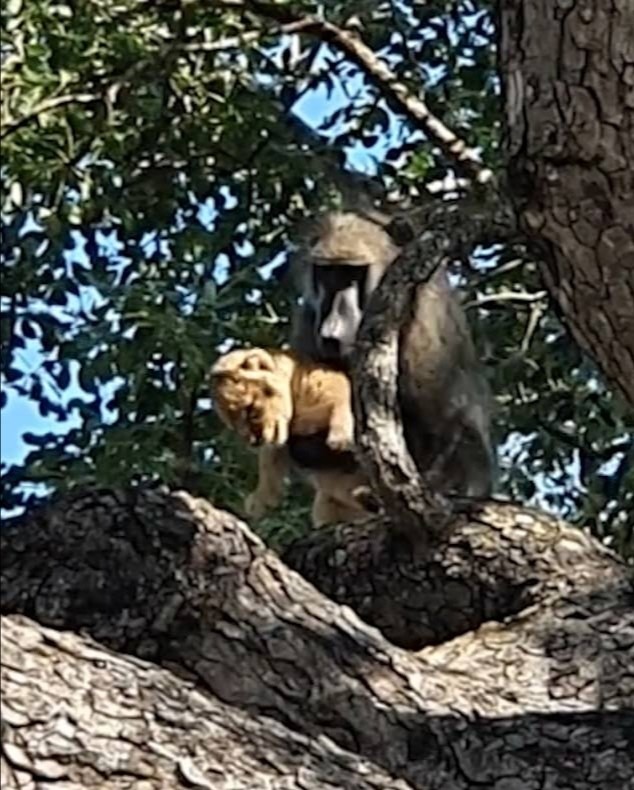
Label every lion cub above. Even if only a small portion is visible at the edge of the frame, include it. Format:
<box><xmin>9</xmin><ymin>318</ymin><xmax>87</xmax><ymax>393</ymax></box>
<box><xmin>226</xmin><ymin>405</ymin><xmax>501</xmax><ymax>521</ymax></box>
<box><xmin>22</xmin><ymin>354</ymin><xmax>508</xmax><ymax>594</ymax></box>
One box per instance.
<box><xmin>210</xmin><ymin>347</ymin><xmax>372</xmax><ymax>527</ymax></box>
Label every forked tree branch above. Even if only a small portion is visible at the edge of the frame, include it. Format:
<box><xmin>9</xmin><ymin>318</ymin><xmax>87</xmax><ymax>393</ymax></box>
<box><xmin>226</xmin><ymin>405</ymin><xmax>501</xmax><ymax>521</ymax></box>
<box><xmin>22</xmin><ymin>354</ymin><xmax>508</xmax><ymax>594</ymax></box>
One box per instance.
<box><xmin>5</xmin><ymin>2</ymin><xmax>492</xmax><ymax>187</ymax></box>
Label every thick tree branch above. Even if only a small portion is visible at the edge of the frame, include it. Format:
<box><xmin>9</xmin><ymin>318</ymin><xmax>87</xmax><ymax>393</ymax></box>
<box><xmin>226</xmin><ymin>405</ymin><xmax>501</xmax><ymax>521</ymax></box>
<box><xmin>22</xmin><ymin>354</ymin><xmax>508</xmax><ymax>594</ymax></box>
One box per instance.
<box><xmin>235</xmin><ymin>1</ymin><xmax>493</xmax><ymax>183</ymax></box>
<box><xmin>351</xmin><ymin>197</ymin><xmax>517</xmax><ymax>540</ymax></box>
<box><xmin>283</xmin><ymin>498</ymin><xmax>632</xmax><ymax>651</ymax></box>
<box><xmin>1</xmin><ymin>615</ymin><xmax>410</xmax><ymax>790</ymax></box>
<box><xmin>1</xmin><ymin>488</ymin><xmax>633</xmax><ymax>789</ymax></box>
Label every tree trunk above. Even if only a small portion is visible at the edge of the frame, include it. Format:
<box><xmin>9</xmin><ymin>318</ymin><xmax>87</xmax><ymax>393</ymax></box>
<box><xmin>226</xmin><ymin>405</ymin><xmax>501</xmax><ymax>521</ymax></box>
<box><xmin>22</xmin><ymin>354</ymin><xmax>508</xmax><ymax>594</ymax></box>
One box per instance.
<box><xmin>2</xmin><ymin>488</ymin><xmax>633</xmax><ymax>789</ymax></box>
<box><xmin>499</xmin><ymin>0</ymin><xmax>634</xmax><ymax>408</ymax></box>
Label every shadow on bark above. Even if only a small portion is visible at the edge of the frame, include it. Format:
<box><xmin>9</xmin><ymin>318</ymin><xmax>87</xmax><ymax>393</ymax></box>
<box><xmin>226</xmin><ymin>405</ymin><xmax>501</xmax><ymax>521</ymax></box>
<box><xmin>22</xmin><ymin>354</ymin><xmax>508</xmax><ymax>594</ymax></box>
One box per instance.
<box><xmin>2</xmin><ymin>487</ymin><xmax>633</xmax><ymax>788</ymax></box>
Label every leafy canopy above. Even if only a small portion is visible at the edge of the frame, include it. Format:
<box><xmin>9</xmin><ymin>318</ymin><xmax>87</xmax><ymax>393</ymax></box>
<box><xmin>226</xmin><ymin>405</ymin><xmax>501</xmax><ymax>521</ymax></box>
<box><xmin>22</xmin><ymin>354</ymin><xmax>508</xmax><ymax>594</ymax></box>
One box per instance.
<box><xmin>1</xmin><ymin>0</ymin><xmax>631</xmax><ymax>554</ymax></box>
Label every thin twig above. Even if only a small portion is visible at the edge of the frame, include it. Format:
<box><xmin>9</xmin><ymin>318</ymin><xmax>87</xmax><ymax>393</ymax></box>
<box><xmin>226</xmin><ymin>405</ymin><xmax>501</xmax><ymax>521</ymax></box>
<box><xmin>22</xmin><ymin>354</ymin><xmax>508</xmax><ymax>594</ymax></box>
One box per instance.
<box><xmin>470</xmin><ymin>257</ymin><xmax>529</xmax><ymax>288</ymax></box>
<box><xmin>234</xmin><ymin>0</ymin><xmax>494</xmax><ymax>183</ymax></box>
<box><xmin>464</xmin><ymin>290</ymin><xmax>548</xmax><ymax>310</ymax></box>
<box><xmin>2</xmin><ymin>93</ymin><xmax>100</xmax><ymax>140</ymax></box>
<box><xmin>520</xmin><ymin>303</ymin><xmax>545</xmax><ymax>354</ymax></box>
<box><xmin>181</xmin><ymin>19</ymin><xmax>314</xmax><ymax>53</ymax></box>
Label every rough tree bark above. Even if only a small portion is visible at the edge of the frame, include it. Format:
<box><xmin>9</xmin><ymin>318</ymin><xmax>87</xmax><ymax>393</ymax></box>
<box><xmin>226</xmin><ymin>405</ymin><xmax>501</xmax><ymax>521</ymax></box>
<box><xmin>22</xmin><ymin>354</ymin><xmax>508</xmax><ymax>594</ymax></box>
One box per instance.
<box><xmin>499</xmin><ymin>0</ymin><xmax>634</xmax><ymax>408</ymax></box>
<box><xmin>2</xmin><ymin>1</ymin><xmax>634</xmax><ymax>788</ymax></box>
<box><xmin>1</xmin><ymin>615</ymin><xmax>410</xmax><ymax>790</ymax></box>
<box><xmin>2</xmin><ymin>488</ymin><xmax>633</xmax><ymax>789</ymax></box>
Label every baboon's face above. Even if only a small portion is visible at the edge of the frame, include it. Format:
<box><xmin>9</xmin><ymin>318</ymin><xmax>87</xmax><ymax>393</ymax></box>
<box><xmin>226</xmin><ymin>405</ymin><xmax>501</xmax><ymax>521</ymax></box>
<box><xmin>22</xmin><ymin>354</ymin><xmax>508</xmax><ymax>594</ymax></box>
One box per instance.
<box><xmin>299</xmin><ymin>212</ymin><xmax>399</xmax><ymax>363</ymax></box>
<box><xmin>310</xmin><ymin>264</ymin><xmax>367</xmax><ymax>361</ymax></box>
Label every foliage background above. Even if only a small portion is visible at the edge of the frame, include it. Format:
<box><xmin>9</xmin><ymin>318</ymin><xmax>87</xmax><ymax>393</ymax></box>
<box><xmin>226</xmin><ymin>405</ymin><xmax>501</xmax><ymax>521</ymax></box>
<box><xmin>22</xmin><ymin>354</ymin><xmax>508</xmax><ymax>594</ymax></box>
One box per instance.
<box><xmin>1</xmin><ymin>0</ymin><xmax>631</xmax><ymax>555</ymax></box>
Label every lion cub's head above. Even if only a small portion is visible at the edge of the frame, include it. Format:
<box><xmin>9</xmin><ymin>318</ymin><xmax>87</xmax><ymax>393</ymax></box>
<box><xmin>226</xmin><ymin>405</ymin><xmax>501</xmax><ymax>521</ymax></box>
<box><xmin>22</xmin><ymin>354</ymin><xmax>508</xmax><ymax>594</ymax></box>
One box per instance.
<box><xmin>210</xmin><ymin>348</ymin><xmax>293</xmax><ymax>446</ymax></box>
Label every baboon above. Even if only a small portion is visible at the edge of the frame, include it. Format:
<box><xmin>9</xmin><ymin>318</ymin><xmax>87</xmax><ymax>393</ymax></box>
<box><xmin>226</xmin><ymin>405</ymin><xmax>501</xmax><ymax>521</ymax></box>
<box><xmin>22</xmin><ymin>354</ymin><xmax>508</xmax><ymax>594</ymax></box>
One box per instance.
<box><xmin>288</xmin><ymin>209</ymin><xmax>496</xmax><ymax>497</ymax></box>
<box><xmin>210</xmin><ymin>347</ymin><xmax>373</xmax><ymax>527</ymax></box>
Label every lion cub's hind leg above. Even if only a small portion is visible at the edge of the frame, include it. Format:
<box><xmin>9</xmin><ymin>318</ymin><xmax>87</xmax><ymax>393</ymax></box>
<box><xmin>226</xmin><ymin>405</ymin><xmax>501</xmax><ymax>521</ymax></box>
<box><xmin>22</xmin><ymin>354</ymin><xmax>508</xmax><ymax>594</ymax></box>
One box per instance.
<box><xmin>311</xmin><ymin>490</ymin><xmax>356</xmax><ymax>528</ymax></box>
<box><xmin>310</xmin><ymin>470</ymin><xmax>376</xmax><ymax>527</ymax></box>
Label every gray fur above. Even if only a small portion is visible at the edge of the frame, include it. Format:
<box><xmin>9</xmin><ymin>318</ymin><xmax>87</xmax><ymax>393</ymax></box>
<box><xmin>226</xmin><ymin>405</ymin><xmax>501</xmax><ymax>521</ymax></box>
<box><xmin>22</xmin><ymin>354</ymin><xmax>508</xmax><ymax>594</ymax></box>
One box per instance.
<box><xmin>290</xmin><ymin>210</ymin><xmax>496</xmax><ymax>497</ymax></box>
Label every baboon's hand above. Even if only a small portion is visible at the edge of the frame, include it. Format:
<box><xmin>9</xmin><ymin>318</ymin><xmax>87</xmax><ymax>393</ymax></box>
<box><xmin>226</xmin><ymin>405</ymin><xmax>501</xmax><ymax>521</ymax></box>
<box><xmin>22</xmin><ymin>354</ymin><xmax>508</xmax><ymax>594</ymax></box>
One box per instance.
<box><xmin>351</xmin><ymin>485</ymin><xmax>381</xmax><ymax>514</ymax></box>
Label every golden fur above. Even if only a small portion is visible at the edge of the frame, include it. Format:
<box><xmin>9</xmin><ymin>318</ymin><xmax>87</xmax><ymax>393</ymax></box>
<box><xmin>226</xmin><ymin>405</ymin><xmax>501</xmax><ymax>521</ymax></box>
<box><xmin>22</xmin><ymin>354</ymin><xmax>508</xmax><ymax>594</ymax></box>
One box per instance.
<box><xmin>210</xmin><ymin>347</ymin><xmax>371</xmax><ymax>527</ymax></box>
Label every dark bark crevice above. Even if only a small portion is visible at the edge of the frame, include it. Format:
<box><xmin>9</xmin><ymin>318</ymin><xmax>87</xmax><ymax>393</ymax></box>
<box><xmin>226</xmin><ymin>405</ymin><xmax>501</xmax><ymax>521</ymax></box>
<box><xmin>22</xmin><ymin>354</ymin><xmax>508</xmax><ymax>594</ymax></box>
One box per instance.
<box><xmin>283</xmin><ymin>498</ymin><xmax>631</xmax><ymax>651</ymax></box>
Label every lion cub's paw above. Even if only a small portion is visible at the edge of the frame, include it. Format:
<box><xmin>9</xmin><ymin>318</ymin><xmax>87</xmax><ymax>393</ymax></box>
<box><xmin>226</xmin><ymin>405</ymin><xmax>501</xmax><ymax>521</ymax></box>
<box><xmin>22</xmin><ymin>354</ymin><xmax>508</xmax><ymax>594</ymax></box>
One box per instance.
<box><xmin>326</xmin><ymin>422</ymin><xmax>354</xmax><ymax>452</ymax></box>
<box><xmin>259</xmin><ymin>414</ymin><xmax>290</xmax><ymax>446</ymax></box>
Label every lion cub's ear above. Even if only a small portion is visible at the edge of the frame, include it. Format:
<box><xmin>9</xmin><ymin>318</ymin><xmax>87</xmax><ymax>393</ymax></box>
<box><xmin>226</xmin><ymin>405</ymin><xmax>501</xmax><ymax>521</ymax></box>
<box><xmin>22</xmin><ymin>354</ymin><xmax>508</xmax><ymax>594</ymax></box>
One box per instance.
<box><xmin>210</xmin><ymin>354</ymin><xmax>236</xmax><ymax>378</ymax></box>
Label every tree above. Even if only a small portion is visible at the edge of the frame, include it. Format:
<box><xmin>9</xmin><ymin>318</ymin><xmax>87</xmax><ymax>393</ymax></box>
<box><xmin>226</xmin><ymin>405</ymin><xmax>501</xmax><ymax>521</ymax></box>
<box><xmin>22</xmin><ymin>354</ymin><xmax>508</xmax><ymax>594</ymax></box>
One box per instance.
<box><xmin>2</xmin><ymin>487</ymin><xmax>633</xmax><ymax>788</ymax></box>
<box><xmin>1</xmin><ymin>1</ymin><xmax>633</xmax><ymax>787</ymax></box>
